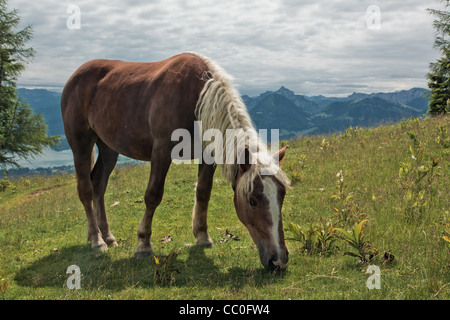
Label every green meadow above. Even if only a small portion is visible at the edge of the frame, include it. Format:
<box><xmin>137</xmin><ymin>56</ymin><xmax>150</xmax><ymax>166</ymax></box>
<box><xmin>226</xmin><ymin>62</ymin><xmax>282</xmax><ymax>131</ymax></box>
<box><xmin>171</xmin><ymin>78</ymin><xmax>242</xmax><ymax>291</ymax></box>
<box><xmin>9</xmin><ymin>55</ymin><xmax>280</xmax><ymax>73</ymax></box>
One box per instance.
<box><xmin>0</xmin><ymin>116</ymin><xmax>449</xmax><ymax>300</ymax></box>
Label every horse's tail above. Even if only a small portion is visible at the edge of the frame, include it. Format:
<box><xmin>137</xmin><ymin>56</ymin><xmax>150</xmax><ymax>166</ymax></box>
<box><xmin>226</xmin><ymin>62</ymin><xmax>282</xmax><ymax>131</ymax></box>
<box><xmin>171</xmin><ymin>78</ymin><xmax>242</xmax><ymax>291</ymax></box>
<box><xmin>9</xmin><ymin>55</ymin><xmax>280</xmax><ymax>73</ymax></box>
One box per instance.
<box><xmin>90</xmin><ymin>147</ymin><xmax>95</xmax><ymax>172</ymax></box>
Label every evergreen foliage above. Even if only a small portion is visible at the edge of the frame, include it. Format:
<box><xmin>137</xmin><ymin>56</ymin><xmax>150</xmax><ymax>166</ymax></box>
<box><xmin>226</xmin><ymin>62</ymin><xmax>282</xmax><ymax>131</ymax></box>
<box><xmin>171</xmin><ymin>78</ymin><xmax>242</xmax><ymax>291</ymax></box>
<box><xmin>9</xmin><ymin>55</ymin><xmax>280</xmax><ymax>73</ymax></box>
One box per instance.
<box><xmin>0</xmin><ymin>0</ymin><xmax>58</xmax><ymax>167</ymax></box>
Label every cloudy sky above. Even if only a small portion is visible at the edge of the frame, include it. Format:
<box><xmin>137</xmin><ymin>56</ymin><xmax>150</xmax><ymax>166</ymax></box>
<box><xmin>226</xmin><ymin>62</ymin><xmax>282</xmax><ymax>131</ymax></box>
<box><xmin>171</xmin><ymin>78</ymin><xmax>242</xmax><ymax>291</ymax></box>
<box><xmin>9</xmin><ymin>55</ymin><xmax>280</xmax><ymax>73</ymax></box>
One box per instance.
<box><xmin>8</xmin><ymin>0</ymin><xmax>445</xmax><ymax>97</ymax></box>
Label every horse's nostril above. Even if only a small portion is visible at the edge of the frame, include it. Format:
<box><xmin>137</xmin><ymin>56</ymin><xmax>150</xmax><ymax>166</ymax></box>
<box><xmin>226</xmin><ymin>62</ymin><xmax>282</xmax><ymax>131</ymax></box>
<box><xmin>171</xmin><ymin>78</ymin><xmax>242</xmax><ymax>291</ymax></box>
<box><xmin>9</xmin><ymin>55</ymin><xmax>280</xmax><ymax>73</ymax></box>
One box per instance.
<box><xmin>267</xmin><ymin>257</ymin><xmax>286</xmax><ymax>271</ymax></box>
<box><xmin>267</xmin><ymin>258</ymin><xmax>276</xmax><ymax>270</ymax></box>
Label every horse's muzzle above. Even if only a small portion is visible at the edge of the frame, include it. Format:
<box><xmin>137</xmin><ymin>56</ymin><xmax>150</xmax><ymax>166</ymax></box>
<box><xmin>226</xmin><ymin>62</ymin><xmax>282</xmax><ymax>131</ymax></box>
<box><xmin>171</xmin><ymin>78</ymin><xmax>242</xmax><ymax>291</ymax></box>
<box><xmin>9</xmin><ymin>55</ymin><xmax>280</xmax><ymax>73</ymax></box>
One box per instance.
<box><xmin>267</xmin><ymin>252</ymin><xmax>289</xmax><ymax>271</ymax></box>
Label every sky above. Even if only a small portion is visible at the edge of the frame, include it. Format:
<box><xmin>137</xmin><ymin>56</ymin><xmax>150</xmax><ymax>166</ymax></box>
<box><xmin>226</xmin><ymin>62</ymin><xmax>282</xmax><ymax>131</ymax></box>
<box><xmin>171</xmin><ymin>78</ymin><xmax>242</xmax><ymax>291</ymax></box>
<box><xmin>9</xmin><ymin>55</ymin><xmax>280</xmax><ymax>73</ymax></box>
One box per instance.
<box><xmin>8</xmin><ymin>0</ymin><xmax>445</xmax><ymax>97</ymax></box>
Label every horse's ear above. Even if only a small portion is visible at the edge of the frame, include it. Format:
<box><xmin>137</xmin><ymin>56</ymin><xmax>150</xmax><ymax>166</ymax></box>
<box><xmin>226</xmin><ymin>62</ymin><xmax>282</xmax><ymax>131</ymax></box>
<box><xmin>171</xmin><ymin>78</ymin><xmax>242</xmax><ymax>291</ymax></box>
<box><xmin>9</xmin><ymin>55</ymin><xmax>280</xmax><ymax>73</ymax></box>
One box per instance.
<box><xmin>238</xmin><ymin>147</ymin><xmax>253</xmax><ymax>173</ymax></box>
<box><xmin>272</xmin><ymin>145</ymin><xmax>289</xmax><ymax>164</ymax></box>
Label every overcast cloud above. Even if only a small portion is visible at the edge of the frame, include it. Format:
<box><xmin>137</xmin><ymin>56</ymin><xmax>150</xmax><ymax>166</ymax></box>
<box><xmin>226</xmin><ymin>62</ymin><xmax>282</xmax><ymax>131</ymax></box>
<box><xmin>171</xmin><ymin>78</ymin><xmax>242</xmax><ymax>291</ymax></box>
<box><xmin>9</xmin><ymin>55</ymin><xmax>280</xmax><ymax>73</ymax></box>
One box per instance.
<box><xmin>8</xmin><ymin>0</ymin><xmax>444</xmax><ymax>96</ymax></box>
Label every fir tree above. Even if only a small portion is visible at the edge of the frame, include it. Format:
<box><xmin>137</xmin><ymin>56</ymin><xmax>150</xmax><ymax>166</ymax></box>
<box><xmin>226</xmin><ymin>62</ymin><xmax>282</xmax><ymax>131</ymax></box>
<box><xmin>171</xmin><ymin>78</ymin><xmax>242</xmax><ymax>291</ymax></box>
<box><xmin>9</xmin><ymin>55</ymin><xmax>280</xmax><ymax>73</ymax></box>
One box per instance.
<box><xmin>427</xmin><ymin>0</ymin><xmax>450</xmax><ymax>115</ymax></box>
<box><xmin>0</xmin><ymin>0</ymin><xmax>58</xmax><ymax>167</ymax></box>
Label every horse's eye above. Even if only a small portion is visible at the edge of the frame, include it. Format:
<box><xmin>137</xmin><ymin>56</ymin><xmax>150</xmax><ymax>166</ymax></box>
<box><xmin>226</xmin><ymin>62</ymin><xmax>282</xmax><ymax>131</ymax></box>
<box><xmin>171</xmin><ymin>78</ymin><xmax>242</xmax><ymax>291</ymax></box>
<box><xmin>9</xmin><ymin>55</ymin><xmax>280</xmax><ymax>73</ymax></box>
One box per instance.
<box><xmin>249</xmin><ymin>198</ymin><xmax>257</xmax><ymax>207</ymax></box>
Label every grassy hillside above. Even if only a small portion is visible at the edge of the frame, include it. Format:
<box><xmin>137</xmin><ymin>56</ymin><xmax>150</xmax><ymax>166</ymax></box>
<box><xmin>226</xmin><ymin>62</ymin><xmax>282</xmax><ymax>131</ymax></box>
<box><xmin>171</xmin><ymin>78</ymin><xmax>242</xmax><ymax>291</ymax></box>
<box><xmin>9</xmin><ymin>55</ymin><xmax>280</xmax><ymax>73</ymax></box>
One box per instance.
<box><xmin>0</xmin><ymin>116</ymin><xmax>449</xmax><ymax>300</ymax></box>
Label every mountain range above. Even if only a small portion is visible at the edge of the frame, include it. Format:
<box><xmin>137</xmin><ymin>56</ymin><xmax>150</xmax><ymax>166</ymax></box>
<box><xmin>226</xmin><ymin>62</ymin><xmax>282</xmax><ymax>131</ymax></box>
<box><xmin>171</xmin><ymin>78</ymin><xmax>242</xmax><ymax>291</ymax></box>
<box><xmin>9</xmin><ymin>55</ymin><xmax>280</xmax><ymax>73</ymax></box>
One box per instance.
<box><xmin>17</xmin><ymin>86</ymin><xmax>430</xmax><ymax>147</ymax></box>
<box><xmin>245</xmin><ymin>86</ymin><xmax>429</xmax><ymax>139</ymax></box>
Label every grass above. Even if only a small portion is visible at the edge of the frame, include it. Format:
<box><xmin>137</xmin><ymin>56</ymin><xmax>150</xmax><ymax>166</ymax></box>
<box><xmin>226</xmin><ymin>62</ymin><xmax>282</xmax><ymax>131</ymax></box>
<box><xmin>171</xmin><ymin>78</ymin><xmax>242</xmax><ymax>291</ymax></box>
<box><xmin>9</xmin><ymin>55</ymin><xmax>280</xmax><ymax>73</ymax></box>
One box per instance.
<box><xmin>0</xmin><ymin>116</ymin><xmax>449</xmax><ymax>300</ymax></box>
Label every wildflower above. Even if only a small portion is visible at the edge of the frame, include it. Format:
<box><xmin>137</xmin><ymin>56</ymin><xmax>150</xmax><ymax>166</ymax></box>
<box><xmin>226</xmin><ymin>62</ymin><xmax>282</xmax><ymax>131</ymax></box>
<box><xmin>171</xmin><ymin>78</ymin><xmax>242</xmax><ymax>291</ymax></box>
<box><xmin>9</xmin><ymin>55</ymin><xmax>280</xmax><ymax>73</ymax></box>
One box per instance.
<box><xmin>336</xmin><ymin>170</ymin><xmax>344</xmax><ymax>184</ymax></box>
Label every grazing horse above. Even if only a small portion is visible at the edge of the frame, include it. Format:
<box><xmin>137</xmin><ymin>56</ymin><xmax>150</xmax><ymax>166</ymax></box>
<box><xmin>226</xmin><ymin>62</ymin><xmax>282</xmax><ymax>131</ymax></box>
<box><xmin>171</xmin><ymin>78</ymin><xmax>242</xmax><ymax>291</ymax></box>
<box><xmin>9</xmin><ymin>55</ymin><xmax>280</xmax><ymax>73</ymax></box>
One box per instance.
<box><xmin>61</xmin><ymin>52</ymin><xmax>290</xmax><ymax>270</ymax></box>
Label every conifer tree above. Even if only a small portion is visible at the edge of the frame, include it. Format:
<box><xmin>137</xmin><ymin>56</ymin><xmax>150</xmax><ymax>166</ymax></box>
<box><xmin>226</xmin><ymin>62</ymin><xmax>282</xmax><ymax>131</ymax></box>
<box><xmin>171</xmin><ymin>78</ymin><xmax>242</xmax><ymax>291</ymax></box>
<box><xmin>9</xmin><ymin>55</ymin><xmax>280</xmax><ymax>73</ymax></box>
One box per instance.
<box><xmin>0</xmin><ymin>0</ymin><xmax>58</xmax><ymax>167</ymax></box>
<box><xmin>427</xmin><ymin>0</ymin><xmax>450</xmax><ymax>115</ymax></box>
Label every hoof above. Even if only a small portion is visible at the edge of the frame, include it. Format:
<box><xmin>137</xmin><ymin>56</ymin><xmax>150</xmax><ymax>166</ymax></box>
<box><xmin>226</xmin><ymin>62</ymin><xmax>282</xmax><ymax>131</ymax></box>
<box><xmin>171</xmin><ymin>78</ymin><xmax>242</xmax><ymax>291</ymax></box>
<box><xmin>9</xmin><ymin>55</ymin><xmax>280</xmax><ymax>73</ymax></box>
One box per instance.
<box><xmin>195</xmin><ymin>238</ymin><xmax>214</xmax><ymax>248</ymax></box>
<box><xmin>88</xmin><ymin>232</ymin><xmax>108</xmax><ymax>252</ymax></box>
<box><xmin>103</xmin><ymin>233</ymin><xmax>118</xmax><ymax>247</ymax></box>
<box><xmin>134</xmin><ymin>251</ymin><xmax>154</xmax><ymax>259</ymax></box>
<box><xmin>106</xmin><ymin>239</ymin><xmax>119</xmax><ymax>247</ymax></box>
<box><xmin>92</xmin><ymin>241</ymin><xmax>108</xmax><ymax>252</ymax></box>
<box><xmin>194</xmin><ymin>231</ymin><xmax>213</xmax><ymax>248</ymax></box>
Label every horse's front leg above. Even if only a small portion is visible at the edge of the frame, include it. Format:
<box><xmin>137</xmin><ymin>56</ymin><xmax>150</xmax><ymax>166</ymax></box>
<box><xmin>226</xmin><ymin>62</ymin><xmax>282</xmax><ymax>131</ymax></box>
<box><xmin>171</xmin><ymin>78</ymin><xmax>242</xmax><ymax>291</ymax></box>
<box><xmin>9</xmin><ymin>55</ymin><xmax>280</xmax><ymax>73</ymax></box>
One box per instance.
<box><xmin>135</xmin><ymin>152</ymin><xmax>171</xmax><ymax>259</ymax></box>
<box><xmin>192</xmin><ymin>163</ymin><xmax>216</xmax><ymax>247</ymax></box>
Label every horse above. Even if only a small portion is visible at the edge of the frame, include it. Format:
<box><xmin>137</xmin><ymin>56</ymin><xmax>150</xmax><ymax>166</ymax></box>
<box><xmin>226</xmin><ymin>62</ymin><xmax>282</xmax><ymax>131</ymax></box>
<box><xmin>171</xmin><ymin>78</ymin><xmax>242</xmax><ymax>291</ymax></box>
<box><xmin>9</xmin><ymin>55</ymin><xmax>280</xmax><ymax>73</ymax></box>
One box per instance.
<box><xmin>61</xmin><ymin>52</ymin><xmax>290</xmax><ymax>270</ymax></box>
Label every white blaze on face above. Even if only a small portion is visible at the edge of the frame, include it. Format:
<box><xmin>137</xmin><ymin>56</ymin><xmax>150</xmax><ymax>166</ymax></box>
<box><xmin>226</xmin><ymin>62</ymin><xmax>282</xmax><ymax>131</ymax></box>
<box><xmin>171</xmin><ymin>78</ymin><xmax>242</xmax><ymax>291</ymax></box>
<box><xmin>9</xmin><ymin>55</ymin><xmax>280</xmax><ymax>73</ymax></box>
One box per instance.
<box><xmin>262</xmin><ymin>178</ymin><xmax>281</xmax><ymax>257</ymax></box>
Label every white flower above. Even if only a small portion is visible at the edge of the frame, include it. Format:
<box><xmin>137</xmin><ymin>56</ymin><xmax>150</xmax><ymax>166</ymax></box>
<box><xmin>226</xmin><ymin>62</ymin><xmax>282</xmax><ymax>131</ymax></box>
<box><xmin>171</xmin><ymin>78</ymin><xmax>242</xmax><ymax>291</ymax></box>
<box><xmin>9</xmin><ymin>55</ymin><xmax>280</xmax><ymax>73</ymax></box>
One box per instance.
<box><xmin>336</xmin><ymin>170</ymin><xmax>344</xmax><ymax>183</ymax></box>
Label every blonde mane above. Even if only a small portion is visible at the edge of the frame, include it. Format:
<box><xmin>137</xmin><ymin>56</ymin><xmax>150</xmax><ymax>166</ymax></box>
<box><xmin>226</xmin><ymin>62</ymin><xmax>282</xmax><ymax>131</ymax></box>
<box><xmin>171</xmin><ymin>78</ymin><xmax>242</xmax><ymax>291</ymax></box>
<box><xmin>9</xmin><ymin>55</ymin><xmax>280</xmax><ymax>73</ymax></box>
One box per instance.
<box><xmin>188</xmin><ymin>52</ymin><xmax>290</xmax><ymax>198</ymax></box>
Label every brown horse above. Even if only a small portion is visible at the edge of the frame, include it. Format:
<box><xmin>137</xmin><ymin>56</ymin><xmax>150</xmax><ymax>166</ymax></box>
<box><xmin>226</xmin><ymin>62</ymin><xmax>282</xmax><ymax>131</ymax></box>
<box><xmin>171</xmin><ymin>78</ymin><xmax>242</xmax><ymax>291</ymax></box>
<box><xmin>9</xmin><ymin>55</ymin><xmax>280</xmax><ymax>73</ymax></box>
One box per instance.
<box><xmin>61</xmin><ymin>52</ymin><xmax>290</xmax><ymax>270</ymax></box>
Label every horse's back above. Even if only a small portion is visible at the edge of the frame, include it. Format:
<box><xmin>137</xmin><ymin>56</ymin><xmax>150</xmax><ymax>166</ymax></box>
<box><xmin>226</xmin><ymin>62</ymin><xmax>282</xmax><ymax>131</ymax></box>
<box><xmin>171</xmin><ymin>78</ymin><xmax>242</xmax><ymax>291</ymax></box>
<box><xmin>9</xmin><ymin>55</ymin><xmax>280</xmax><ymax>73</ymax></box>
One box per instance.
<box><xmin>62</xmin><ymin>54</ymin><xmax>206</xmax><ymax>112</ymax></box>
<box><xmin>61</xmin><ymin>53</ymin><xmax>208</xmax><ymax>160</ymax></box>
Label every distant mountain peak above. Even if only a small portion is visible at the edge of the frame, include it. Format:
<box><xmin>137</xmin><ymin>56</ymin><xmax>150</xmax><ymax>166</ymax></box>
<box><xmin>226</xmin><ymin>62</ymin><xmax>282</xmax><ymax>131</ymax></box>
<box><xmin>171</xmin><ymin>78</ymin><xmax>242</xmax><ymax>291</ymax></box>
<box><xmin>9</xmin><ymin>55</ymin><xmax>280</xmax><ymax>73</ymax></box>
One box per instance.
<box><xmin>277</xmin><ymin>85</ymin><xmax>291</xmax><ymax>92</ymax></box>
<box><xmin>275</xmin><ymin>86</ymin><xmax>295</xmax><ymax>96</ymax></box>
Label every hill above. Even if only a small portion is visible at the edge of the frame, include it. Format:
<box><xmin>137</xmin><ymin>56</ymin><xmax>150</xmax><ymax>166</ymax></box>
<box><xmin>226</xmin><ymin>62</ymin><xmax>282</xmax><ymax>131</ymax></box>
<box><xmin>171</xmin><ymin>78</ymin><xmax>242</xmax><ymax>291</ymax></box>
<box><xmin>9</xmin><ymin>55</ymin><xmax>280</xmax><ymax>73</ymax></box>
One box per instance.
<box><xmin>1</xmin><ymin>115</ymin><xmax>448</xmax><ymax>300</ymax></box>
<box><xmin>311</xmin><ymin>97</ymin><xmax>423</xmax><ymax>133</ymax></box>
<box><xmin>249</xmin><ymin>93</ymin><xmax>314</xmax><ymax>139</ymax></box>
<box><xmin>346</xmin><ymin>87</ymin><xmax>430</xmax><ymax>112</ymax></box>
<box><xmin>243</xmin><ymin>86</ymin><xmax>319</xmax><ymax>114</ymax></box>
<box><xmin>17</xmin><ymin>88</ymin><xmax>63</xmax><ymax>137</ymax></box>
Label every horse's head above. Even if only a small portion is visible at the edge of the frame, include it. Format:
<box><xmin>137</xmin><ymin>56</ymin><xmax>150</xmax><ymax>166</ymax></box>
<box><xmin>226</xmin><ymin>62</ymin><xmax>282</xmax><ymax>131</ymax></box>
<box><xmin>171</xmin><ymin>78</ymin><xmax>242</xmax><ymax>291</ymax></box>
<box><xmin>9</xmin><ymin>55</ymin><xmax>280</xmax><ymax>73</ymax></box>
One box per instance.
<box><xmin>233</xmin><ymin>146</ymin><xmax>290</xmax><ymax>271</ymax></box>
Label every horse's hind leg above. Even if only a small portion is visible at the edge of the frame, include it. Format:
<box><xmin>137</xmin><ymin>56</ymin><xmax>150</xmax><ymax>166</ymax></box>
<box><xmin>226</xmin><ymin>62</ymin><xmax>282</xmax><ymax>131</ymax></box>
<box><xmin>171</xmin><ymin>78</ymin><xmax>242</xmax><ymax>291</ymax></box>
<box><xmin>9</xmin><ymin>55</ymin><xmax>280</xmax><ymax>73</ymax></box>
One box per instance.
<box><xmin>91</xmin><ymin>140</ymin><xmax>119</xmax><ymax>247</ymax></box>
<box><xmin>192</xmin><ymin>163</ymin><xmax>216</xmax><ymax>247</ymax></box>
<box><xmin>71</xmin><ymin>132</ymin><xmax>108</xmax><ymax>251</ymax></box>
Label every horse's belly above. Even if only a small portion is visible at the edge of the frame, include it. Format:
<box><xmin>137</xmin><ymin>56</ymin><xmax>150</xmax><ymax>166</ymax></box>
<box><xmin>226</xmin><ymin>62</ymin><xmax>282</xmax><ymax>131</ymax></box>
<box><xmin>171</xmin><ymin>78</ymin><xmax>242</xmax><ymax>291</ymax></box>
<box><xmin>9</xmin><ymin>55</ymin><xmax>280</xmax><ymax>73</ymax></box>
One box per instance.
<box><xmin>108</xmin><ymin>135</ymin><xmax>153</xmax><ymax>161</ymax></box>
<box><xmin>90</xmin><ymin>113</ymin><xmax>154</xmax><ymax>161</ymax></box>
